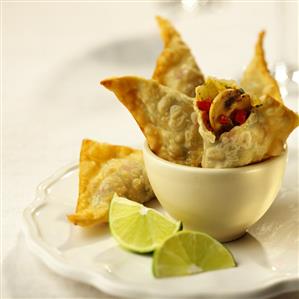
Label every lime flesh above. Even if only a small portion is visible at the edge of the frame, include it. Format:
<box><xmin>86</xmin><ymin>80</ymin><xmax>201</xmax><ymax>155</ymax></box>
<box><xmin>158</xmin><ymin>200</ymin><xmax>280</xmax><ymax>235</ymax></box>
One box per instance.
<box><xmin>109</xmin><ymin>195</ymin><xmax>181</xmax><ymax>253</ymax></box>
<box><xmin>153</xmin><ymin>231</ymin><xmax>236</xmax><ymax>278</ymax></box>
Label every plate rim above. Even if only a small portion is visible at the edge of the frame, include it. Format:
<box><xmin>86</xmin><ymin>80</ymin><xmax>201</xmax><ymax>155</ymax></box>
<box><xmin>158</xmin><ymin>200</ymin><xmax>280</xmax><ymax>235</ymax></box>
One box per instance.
<box><xmin>22</xmin><ymin>163</ymin><xmax>299</xmax><ymax>299</ymax></box>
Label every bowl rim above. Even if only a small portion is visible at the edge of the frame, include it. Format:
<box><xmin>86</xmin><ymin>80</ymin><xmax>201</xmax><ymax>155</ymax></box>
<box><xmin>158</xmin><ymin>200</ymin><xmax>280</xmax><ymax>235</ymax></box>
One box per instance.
<box><xmin>143</xmin><ymin>141</ymin><xmax>287</xmax><ymax>174</ymax></box>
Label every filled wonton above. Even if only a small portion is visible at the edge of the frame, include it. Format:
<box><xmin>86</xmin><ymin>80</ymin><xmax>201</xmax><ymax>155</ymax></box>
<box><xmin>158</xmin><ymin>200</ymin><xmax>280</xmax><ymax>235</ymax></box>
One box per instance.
<box><xmin>152</xmin><ymin>16</ymin><xmax>204</xmax><ymax>97</ymax></box>
<box><xmin>101</xmin><ymin>76</ymin><xmax>203</xmax><ymax>166</ymax></box>
<box><xmin>241</xmin><ymin>31</ymin><xmax>282</xmax><ymax>103</ymax></box>
<box><xmin>193</xmin><ymin>31</ymin><xmax>298</xmax><ymax>168</ymax></box>
<box><xmin>194</xmin><ymin>78</ymin><xmax>298</xmax><ymax>168</ymax></box>
<box><xmin>68</xmin><ymin>139</ymin><xmax>154</xmax><ymax>226</ymax></box>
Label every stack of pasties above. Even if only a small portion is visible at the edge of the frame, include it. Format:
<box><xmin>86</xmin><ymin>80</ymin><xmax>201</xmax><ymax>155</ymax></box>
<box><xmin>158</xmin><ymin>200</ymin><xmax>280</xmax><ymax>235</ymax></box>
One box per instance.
<box><xmin>101</xmin><ymin>18</ymin><xmax>298</xmax><ymax>169</ymax></box>
<box><xmin>69</xmin><ymin>17</ymin><xmax>298</xmax><ymax>227</ymax></box>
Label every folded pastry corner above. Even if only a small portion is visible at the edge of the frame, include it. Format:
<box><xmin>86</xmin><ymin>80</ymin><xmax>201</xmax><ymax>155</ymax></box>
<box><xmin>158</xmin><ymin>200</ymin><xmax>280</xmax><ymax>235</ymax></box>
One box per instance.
<box><xmin>241</xmin><ymin>31</ymin><xmax>282</xmax><ymax>103</ymax></box>
<box><xmin>194</xmin><ymin>78</ymin><xmax>298</xmax><ymax>168</ymax></box>
<box><xmin>152</xmin><ymin>16</ymin><xmax>204</xmax><ymax>97</ymax></box>
<box><xmin>101</xmin><ymin>76</ymin><xmax>203</xmax><ymax>166</ymax></box>
<box><xmin>68</xmin><ymin>139</ymin><xmax>154</xmax><ymax>226</ymax></box>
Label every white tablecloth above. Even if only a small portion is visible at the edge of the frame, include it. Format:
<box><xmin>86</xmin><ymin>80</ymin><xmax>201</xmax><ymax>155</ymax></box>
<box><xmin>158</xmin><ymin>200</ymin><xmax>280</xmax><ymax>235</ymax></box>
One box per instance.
<box><xmin>2</xmin><ymin>2</ymin><xmax>298</xmax><ymax>298</ymax></box>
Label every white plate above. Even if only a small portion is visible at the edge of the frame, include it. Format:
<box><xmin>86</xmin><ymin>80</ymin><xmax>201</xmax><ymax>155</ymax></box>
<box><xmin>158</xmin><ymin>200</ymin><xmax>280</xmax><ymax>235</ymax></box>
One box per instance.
<box><xmin>23</xmin><ymin>156</ymin><xmax>299</xmax><ymax>299</ymax></box>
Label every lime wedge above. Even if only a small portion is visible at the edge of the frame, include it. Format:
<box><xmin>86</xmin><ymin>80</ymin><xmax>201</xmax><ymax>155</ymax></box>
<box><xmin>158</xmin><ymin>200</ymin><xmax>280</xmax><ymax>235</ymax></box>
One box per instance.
<box><xmin>109</xmin><ymin>195</ymin><xmax>181</xmax><ymax>253</ymax></box>
<box><xmin>153</xmin><ymin>231</ymin><xmax>235</xmax><ymax>278</ymax></box>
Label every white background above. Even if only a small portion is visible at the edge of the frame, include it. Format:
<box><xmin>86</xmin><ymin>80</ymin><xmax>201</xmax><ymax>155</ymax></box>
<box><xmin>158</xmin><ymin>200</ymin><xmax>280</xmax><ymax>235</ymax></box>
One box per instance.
<box><xmin>2</xmin><ymin>1</ymin><xmax>298</xmax><ymax>298</ymax></box>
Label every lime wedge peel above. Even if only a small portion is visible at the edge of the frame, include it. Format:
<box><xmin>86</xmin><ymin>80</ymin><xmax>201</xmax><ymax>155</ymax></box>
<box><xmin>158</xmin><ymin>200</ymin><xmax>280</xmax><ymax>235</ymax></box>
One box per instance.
<box><xmin>109</xmin><ymin>195</ymin><xmax>181</xmax><ymax>253</ymax></box>
<box><xmin>153</xmin><ymin>230</ymin><xmax>236</xmax><ymax>278</ymax></box>
<box><xmin>109</xmin><ymin>195</ymin><xmax>236</xmax><ymax>278</ymax></box>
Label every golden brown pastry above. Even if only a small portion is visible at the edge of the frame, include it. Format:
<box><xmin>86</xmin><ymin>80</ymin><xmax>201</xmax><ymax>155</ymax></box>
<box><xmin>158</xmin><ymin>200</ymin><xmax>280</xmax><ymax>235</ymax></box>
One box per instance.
<box><xmin>241</xmin><ymin>31</ymin><xmax>282</xmax><ymax>103</ymax></box>
<box><xmin>194</xmin><ymin>78</ymin><xmax>298</xmax><ymax>168</ymax></box>
<box><xmin>68</xmin><ymin>139</ymin><xmax>154</xmax><ymax>226</ymax></box>
<box><xmin>152</xmin><ymin>16</ymin><xmax>204</xmax><ymax>97</ymax></box>
<box><xmin>101</xmin><ymin>76</ymin><xmax>203</xmax><ymax>166</ymax></box>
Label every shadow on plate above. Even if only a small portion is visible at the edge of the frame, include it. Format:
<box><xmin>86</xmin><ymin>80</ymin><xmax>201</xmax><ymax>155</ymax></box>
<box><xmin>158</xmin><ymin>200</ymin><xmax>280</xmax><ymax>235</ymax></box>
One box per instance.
<box><xmin>227</xmin><ymin>233</ymin><xmax>271</xmax><ymax>269</ymax></box>
<box><xmin>57</xmin><ymin>222</ymin><xmax>110</xmax><ymax>251</ymax></box>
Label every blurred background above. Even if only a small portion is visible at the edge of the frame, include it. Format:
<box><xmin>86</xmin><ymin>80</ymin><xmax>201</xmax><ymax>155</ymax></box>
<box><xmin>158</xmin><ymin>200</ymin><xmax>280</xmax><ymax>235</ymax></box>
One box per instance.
<box><xmin>2</xmin><ymin>1</ymin><xmax>298</xmax><ymax>298</ymax></box>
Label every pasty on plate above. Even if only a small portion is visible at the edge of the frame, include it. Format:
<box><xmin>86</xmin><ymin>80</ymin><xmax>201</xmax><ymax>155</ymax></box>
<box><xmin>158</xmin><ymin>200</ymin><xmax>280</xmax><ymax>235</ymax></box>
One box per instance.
<box><xmin>241</xmin><ymin>31</ymin><xmax>282</xmax><ymax>103</ymax></box>
<box><xmin>101</xmin><ymin>76</ymin><xmax>203</xmax><ymax>166</ymax></box>
<box><xmin>194</xmin><ymin>78</ymin><xmax>298</xmax><ymax>168</ymax></box>
<box><xmin>68</xmin><ymin>139</ymin><xmax>154</xmax><ymax>226</ymax></box>
<box><xmin>152</xmin><ymin>16</ymin><xmax>204</xmax><ymax>97</ymax></box>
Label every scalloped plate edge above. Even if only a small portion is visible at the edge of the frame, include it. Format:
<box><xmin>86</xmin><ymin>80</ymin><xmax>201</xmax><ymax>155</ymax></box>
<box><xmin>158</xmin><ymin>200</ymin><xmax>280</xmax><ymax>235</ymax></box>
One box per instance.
<box><xmin>22</xmin><ymin>163</ymin><xmax>299</xmax><ymax>299</ymax></box>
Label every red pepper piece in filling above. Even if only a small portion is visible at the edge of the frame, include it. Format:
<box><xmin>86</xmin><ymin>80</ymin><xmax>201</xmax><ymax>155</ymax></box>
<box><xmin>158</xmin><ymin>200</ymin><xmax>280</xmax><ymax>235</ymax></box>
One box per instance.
<box><xmin>234</xmin><ymin>109</ymin><xmax>247</xmax><ymax>125</ymax></box>
<box><xmin>196</xmin><ymin>99</ymin><xmax>211</xmax><ymax>112</ymax></box>
<box><xmin>202</xmin><ymin>111</ymin><xmax>212</xmax><ymax>131</ymax></box>
<box><xmin>219</xmin><ymin>114</ymin><xmax>230</xmax><ymax>125</ymax></box>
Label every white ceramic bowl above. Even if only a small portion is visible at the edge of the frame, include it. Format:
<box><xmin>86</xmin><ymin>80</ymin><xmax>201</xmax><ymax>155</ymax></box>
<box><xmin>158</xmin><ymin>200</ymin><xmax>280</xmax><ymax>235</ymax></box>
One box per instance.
<box><xmin>143</xmin><ymin>142</ymin><xmax>287</xmax><ymax>242</ymax></box>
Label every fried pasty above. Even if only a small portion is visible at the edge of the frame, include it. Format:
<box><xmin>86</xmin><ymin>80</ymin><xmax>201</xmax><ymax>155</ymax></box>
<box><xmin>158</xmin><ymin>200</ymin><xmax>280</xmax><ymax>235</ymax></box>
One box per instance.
<box><xmin>101</xmin><ymin>76</ymin><xmax>203</xmax><ymax>166</ymax></box>
<box><xmin>152</xmin><ymin>16</ymin><xmax>204</xmax><ymax>97</ymax></box>
<box><xmin>194</xmin><ymin>78</ymin><xmax>299</xmax><ymax>168</ymax></box>
<box><xmin>68</xmin><ymin>139</ymin><xmax>154</xmax><ymax>226</ymax></box>
<box><xmin>241</xmin><ymin>31</ymin><xmax>282</xmax><ymax>103</ymax></box>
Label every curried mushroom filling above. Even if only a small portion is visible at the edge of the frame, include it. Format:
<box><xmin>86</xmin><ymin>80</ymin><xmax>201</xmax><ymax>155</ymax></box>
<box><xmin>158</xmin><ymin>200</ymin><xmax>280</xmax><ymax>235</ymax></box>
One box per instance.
<box><xmin>196</xmin><ymin>88</ymin><xmax>252</xmax><ymax>137</ymax></box>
